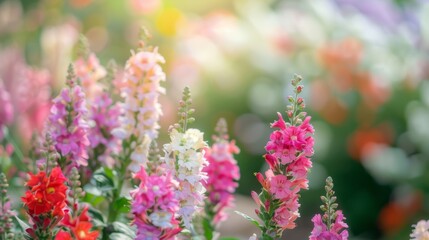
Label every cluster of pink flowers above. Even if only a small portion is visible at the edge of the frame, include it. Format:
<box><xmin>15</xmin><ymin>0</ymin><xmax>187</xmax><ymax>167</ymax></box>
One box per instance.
<box><xmin>113</xmin><ymin>45</ymin><xmax>166</xmax><ymax>172</ymax></box>
<box><xmin>0</xmin><ymin>50</ymin><xmax>52</xmax><ymax>144</ymax></box>
<box><xmin>203</xmin><ymin>119</ymin><xmax>240</xmax><ymax>225</ymax></box>
<box><xmin>88</xmin><ymin>92</ymin><xmax>121</xmax><ymax>167</ymax></box>
<box><xmin>309</xmin><ymin>211</ymin><xmax>349</xmax><ymax>240</ymax></box>
<box><xmin>48</xmin><ymin>66</ymin><xmax>90</xmax><ymax>168</ymax></box>
<box><xmin>251</xmin><ymin>76</ymin><xmax>314</xmax><ymax>238</ymax></box>
<box><xmin>74</xmin><ymin>52</ymin><xmax>106</xmax><ymax>101</ymax></box>
<box><xmin>131</xmin><ymin>167</ymin><xmax>181</xmax><ymax>239</ymax></box>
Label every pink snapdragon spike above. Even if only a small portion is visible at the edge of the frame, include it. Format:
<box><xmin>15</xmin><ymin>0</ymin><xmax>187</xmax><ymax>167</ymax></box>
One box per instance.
<box><xmin>48</xmin><ymin>64</ymin><xmax>90</xmax><ymax>169</ymax></box>
<box><xmin>0</xmin><ymin>85</ymin><xmax>13</xmax><ymax>141</ymax></box>
<box><xmin>247</xmin><ymin>75</ymin><xmax>314</xmax><ymax>239</ymax></box>
<box><xmin>309</xmin><ymin>177</ymin><xmax>349</xmax><ymax>240</ymax></box>
<box><xmin>112</xmin><ymin>40</ymin><xmax>166</xmax><ymax>172</ymax></box>
<box><xmin>87</xmin><ymin>91</ymin><xmax>121</xmax><ymax>168</ymax></box>
<box><xmin>410</xmin><ymin>220</ymin><xmax>429</xmax><ymax>240</ymax></box>
<box><xmin>202</xmin><ymin>118</ymin><xmax>240</xmax><ymax>228</ymax></box>
<box><xmin>131</xmin><ymin>166</ymin><xmax>181</xmax><ymax>240</ymax></box>
<box><xmin>74</xmin><ymin>51</ymin><xmax>106</xmax><ymax>101</ymax></box>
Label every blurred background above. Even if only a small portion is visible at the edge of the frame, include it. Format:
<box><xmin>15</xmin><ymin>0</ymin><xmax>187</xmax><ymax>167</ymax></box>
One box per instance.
<box><xmin>1</xmin><ymin>0</ymin><xmax>429</xmax><ymax>239</ymax></box>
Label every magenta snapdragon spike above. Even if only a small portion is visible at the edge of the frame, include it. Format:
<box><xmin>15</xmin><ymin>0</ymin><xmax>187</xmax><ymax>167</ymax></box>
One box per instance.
<box><xmin>203</xmin><ymin>118</ymin><xmax>240</xmax><ymax>228</ymax></box>
<box><xmin>309</xmin><ymin>177</ymin><xmax>349</xmax><ymax>240</ymax></box>
<box><xmin>88</xmin><ymin>92</ymin><xmax>121</xmax><ymax>168</ymax></box>
<box><xmin>130</xmin><ymin>166</ymin><xmax>181</xmax><ymax>240</ymax></box>
<box><xmin>247</xmin><ymin>75</ymin><xmax>314</xmax><ymax>239</ymax></box>
<box><xmin>48</xmin><ymin>64</ymin><xmax>90</xmax><ymax>168</ymax></box>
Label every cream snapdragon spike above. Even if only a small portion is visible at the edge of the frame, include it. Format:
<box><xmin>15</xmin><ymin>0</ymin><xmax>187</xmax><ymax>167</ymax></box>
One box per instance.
<box><xmin>131</xmin><ymin>165</ymin><xmax>181</xmax><ymax>240</ymax></box>
<box><xmin>309</xmin><ymin>177</ymin><xmax>348</xmax><ymax>240</ymax></box>
<box><xmin>163</xmin><ymin>87</ymin><xmax>208</xmax><ymax>229</ymax></box>
<box><xmin>203</xmin><ymin>118</ymin><xmax>240</xmax><ymax>226</ymax></box>
<box><xmin>48</xmin><ymin>65</ymin><xmax>89</xmax><ymax>168</ymax></box>
<box><xmin>410</xmin><ymin>220</ymin><xmax>429</xmax><ymax>240</ymax></box>
<box><xmin>250</xmin><ymin>75</ymin><xmax>314</xmax><ymax>239</ymax></box>
<box><xmin>113</xmin><ymin>42</ymin><xmax>166</xmax><ymax>172</ymax></box>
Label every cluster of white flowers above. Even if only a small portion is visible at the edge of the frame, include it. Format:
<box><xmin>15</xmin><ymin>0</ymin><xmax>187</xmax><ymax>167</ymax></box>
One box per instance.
<box><xmin>163</xmin><ymin>128</ymin><xmax>208</xmax><ymax>228</ymax></box>
<box><xmin>113</xmin><ymin>47</ymin><xmax>166</xmax><ymax>172</ymax></box>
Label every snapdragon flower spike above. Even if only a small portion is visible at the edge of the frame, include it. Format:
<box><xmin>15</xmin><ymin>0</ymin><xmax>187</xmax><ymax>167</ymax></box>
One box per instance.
<box><xmin>0</xmin><ymin>85</ymin><xmax>13</xmax><ymax>141</ymax></box>
<box><xmin>163</xmin><ymin>87</ymin><xmax>208</xmax><ymax>230</ymax></box>
<box><xmin>112</xmin><ymin>40</ymin><xmax>166</xmax><ymax>172</ymax></box>
<box><xmin>250</xmin><ymin>75</ymin><xmax>314</xmax><ymax>239</ymax></box>
<box><xmin>202</xmin><ymin>118</ymin><xmax>240</xmax><ymax>227</ymax></box>
<box><xmin>309</xmin><ymin>177</ymin><xmax>348</xmax><ymax>240</ymax></box>
<box><xmin>88</xmin><ymin>91</ymin><xmax>121</xmax><ymax>168</ymax></box>
<box><xmin>21</xmin><ymin>167</ymin><xmax>68</xmax><ymax>239</ymax></box>
<box><xmin>0</xmin><ymin>173</ymin><xmax>15</xmax><ymax>240</ymax></box>
<box><xmin>48</xmin><ymin>64</ymin><xmax>90</xmax><ymax>169</ymax></box>
<box><xmin>410</xmin><ymin>220</ymin><xmax>429</xmax><ymax>240</ymax></box>
<box><xmin>131</xmin><ymin>166</ymin><xmax>181</xmax><ymax>239</ymax></box>
<box><xmin>74</xmin><ymin>36</ymin><xmax>106</xmax><ymax>100</ymax></box>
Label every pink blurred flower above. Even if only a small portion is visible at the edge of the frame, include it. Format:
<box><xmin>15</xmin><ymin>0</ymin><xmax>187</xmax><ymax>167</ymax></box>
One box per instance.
<box><xmin>130</xmin><ymin>0</ymin><xmax>161</xmax><ymax>14</ymax></box>
<box><xmin>309</xmin><ymin>211</ymin><xmax>348</xmax><ymax>240</ymax></box>
<box><xmin>0</xmin><ymin>85</ymin><xmax>13</xmax><ymax>140</ymax></box>
<box><xmin>87</xmin><ymin>92</ymin><xmax>121</xmax><ymax>167</ymax></box>
<box><xmin>74</xmin><ymin>53</ymin><xmax>106</xmax><ymax>101</ymax></box>
<box><xmin>203</xmin><ymin>135</ymin><xmax>240</xmax><ymax>225</ymax></box>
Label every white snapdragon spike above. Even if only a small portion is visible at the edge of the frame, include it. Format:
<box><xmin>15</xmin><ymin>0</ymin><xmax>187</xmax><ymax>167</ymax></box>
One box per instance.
<box><xmin>163</xmin><ymin>128</ymin><xmax>208</xmax><ymax>229</ymax></box>
<box><xmin>113</xmin><ymin>45</ymin><xmax>166</xmax><ymax>172</ymax></box>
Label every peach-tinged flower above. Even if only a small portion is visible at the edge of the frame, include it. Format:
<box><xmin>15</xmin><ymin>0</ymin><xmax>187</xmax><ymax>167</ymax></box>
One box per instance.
<box><xmin>114</xmin><ymin>46</ymin><xmax>166</xmax><ymax>171</ymax></box>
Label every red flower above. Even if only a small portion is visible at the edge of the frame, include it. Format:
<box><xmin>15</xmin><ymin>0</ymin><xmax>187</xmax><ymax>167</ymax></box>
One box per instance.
<box><xmin>58</xmin><ymin>206</ymin><xmax>100</xmax><ymax>240</ymax></box>
<box><xmin>21</xmin><ymin>167</ymin><xmax>68</xmax><ymax>216</ymax></box>
<box><xmin>55</xmin><ymin>230</ymin><xmax>72</xmax><ymax>240</ymax></box>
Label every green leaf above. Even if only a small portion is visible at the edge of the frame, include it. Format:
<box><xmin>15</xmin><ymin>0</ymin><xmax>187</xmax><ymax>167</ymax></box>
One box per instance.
<box><xmin>109</xmin><ymin>233</ymin><xmax>133</xmax><ymax>240</ymax></box>
<box><xmin>113</xmin><ymin>196</ymin><xmax>131</xmax><ymax>214</ymax></box>
<box><xmin>83</xmin><ymin>168</ymin><xmax>115</xmax><ymax>197</ymax></box>
<box><xmin>87</xmin><ymin>206</ymin><xmax>106</xmax><ymax>227</ymax></box>
<box><xmin>234</xmin><ymin>211</ymin><xmax>262</xmax><ymax>229</ymax></box>
<box><xmin>111</xmin><ymin>221</ymin><xmax>136</xmax><ymax>238</ymax></box>
<box><xmin>202</xmin><ymin>217</ymin><xmax>214</xmax><ymax>240</ymax></box>
<box><xmin>13</xmin><ymin>216</ymin><xmax>31</xmax><ymax>239</ymax></box>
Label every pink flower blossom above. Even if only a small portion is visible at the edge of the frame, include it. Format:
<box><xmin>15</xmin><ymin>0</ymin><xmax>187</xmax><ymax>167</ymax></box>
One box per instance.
<box><xmin>203</xmin><ymin>139</ymin><xmax>240</xmax><ymax>225</ymax></box>
<box><xmin>74</xmin><ymin>53</ymin><xmax>106</xmax><ymax>100</ymax></box>
<box><xmin>87</xmin><ymin>92</ymin><xmax>121</xmax><ymax>167</ymax></box>
<box><xmin>131</xmin><ymin>167</ymin><xmax>181</xmax><ymax>239</ymax></box>
<box><xmin>48</xmin><ymin>76</ymin><xmax>89</xmax><ymax>168</ymax></box>
<box><xmin>309</xmin><ymin>211</ymin><xmax>348</xmax><ymax>240</ymax></box>
<box><xmin>269</xmin><ymin>175</ymin><xmax>292</xmax><ymax>199</ymax></box>
<box><xmin>114</xmin><ymin>46</ymin><xmax>166</xmax><ymax>171</ymax></box>
<box><xmin>0</xmin><ymin>85</ymin><xmax>13</xmax><ymax>140</ymax></box>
